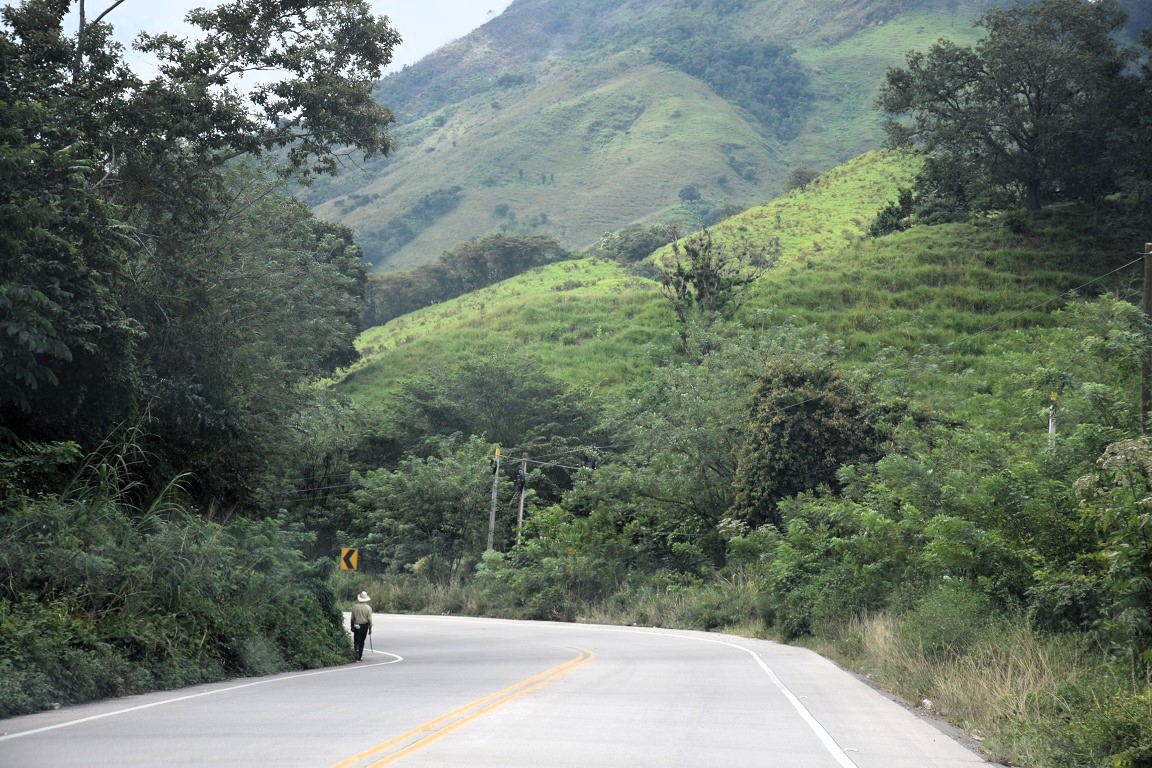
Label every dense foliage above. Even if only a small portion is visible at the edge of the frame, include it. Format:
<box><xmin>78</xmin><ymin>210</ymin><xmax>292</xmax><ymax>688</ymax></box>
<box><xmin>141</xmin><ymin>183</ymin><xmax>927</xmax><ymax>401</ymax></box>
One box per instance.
<box><xmin>878</xmin><ymin>0</ymin><xmax>1152</xmax><ymax>220</ymax></box>
<box><xmin>651</xmin><ymin>23</ymin><xmax>813</xmax><ymax>139</ymax></box>
<box><xmin>584</xmin><ymin>223</ymin><xmax>682</xmax><ymax>265</ymax></box>
<box><xmin>0</xmin><ymin>0</ymin><xmax>395</xmax><ymax>510</ymax></box>
<box><xmin>0</xmin><ymin>436</ymin><xmax>349</xmax><ymax>719</ymax></box>
<box><xmin>1</xmin><ymin>0</ymin><xmax>400</xmax><ymax>714</ymax></box>
<box><xmin>729</xmin><ymin>357</ymin><xmax>894</xmax><ymax>529</ymax></box>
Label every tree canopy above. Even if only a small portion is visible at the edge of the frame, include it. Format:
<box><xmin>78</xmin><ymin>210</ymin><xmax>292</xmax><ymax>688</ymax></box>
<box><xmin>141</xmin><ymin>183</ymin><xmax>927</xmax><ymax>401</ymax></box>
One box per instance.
<box><xmin>363</xmin><ymin>234</ymin><xmax>572</xmax><ymax>328</ymax></box>
<box><xmin>0</xmin><ymin>0</ymin><xmax>400</xmax><ymax>510</ymax></box>
<box><xmin>655</xmin><ymin>229</ymin><xmax>775</xmax><ymax>349</ymax></box>
<box><xmin>729</xmin><ymin>357</ymin><xmax>890</xmax><ymax>530</ymax></box>
<box><xmin>878</xmin><ymin>0</ymin><xmax>1139</xmax><ymax>215</ymax></box>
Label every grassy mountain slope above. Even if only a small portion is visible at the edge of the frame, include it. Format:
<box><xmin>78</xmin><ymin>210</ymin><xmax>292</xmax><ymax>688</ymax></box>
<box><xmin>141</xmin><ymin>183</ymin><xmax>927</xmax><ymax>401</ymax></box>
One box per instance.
<box><xmin>658</xmin><ymin>150</ymin><xmax>923</xmax><ymax>259</ymax></box>
<box><xmin>338</xmin><ymin>149</ymin><xmax>922</xmax><ymax>401</ymax></box>
<box><xmin>318</xmin><ymin>56</ymin><xmax>779</xmax><ymax>271</ymax></box>
<box><xmin>340</xmin><ymin>258</ymin><xmax>674</xmax><ymax>406</ymax></box>
<box><xmin>791</xmin><ymin>8</ymin><xmax>975</xmax><ymax>168</ymax></box>
<box><xmin>304</xmin><ymin>0</ymin><xmax>991</xmax><ymax>271</ymax></box>
<box><xmin>336</xmin><ymin>148</ymin><xmax>1134</xmax><ymax>431</ymax></box>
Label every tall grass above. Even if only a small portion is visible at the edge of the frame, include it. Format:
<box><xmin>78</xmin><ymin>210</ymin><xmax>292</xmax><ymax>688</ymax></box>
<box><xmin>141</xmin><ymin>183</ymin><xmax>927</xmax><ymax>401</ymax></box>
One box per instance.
<box><xmin>331</xmin><ymin>569</ymin><xmax>770</xmax><ymax>633</ymax></box>
<box><xmin>826</xmin><ymin>613</ymin><xmax>1151</xmax><ymax>768</ymax></box>
<box><xmin>848</xmin><ymin>613</ymin><xmax>1084</xmax><ymax>722</ymax></box>
<box><xmin>0</xmin><ymin>438</ymin><xmax>351</xmax><ymax>718</ymax></box>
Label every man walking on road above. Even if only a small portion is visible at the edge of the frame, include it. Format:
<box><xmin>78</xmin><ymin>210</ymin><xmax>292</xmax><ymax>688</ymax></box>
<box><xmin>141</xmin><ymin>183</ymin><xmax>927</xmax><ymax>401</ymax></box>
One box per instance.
<box><xmin>350</xmin><ymin>591</ymin><xmax>373</xmax><ymax>661</ymax></box>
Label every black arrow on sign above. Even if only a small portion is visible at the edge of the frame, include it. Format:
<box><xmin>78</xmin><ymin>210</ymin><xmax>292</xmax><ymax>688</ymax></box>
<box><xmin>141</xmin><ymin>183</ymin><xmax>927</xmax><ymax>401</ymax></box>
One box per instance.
<box><xmin>342</xmin><ymin>548</ymin><xmax>357</xmax><ymax>570</ymax></box>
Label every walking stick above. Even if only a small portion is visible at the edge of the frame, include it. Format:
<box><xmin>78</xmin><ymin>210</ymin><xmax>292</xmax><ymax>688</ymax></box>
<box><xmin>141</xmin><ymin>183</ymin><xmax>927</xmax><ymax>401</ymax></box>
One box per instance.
<box><xmin>368</xmin><ymin>628</ymin><xmax>373</xmax><ymax>654</ymax></box>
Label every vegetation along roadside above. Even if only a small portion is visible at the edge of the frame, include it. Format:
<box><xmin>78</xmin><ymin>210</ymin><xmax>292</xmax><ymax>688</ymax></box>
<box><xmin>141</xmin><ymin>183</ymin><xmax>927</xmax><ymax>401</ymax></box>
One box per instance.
<box><xmin>3</xmin><ymin>1</ymin><xmax>1152</xmax><ymax>767</ymax></box>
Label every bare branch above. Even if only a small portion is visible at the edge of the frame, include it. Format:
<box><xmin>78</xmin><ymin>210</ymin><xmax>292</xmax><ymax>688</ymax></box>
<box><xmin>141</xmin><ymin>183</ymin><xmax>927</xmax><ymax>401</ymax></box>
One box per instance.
<box><xmin>91</xmin><ymin>0</ymin><xmax>129</xmax><ymax>26</ymax></box>
<box><xmin>73</xmin><ymin>0</ymin><xmax>130</xmax><ymax>81</ymax></box>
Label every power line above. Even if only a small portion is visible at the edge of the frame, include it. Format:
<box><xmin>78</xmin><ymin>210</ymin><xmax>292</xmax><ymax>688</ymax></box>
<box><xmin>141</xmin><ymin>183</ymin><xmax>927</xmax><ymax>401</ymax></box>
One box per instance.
<box><xmin>282</xmin><ymin>483</ymin><xmax>361</xmax><ymax>493</ymax></box>
<box><xmin>943</xmin><ymin>255</ymin><xmax>1143</xmax><ymax>345</ymax></box>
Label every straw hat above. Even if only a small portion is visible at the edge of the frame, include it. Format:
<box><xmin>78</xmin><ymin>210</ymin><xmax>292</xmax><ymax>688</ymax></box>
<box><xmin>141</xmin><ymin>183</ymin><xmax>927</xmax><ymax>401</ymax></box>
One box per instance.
<box><xmin>356</xmin><ymin>591</ymin><xmax>371</xmax><ymax>603</ymax></box>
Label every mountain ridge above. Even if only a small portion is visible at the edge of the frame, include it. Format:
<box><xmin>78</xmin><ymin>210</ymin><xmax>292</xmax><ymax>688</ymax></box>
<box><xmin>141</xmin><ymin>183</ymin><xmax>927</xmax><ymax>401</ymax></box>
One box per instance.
<box><xmin>302</xmin><ymin>0</ymin><xmax>991</xmax><ymax>270</ymax></box>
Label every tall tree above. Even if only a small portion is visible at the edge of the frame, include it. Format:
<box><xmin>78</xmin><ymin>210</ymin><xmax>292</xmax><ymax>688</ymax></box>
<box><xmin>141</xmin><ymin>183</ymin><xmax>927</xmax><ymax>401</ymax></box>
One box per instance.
<box><xmin>0</xmin><ymin>0</ymin><xmax>399</xmax><ymax>509</ymax></box>
<box><xmin>127</xmin><ymin>161</ymin><xmax>368</xmax><ymax>507</ymax></box>
<box><xmin>568</xmin><ymin>318</ymin><xmax>838</xmax><ymax>570</ymax></box>
<box><xmin>363</xmin><ymin>234</ymin><xmax>570</xmax><ymax>328</ymax></box>
<box><xmin>348</xmin><ymin>435</ymin><xmax>503</xmax><ymax>580</ymax></box>
<box><xmin>390</xmin><ymin>346</ymin><xmax>598</xmax><ymax>470</ymax></box>
<box><xmin>0</xmin><ymin>95</ymin><xmax>141</xmax><ymax>441</ymax></box>
<box><xmin>655</xmin><ymin>229</ymin><xmax>775</xmax><ymax>352</ymax></box>
<box><xmin>878</xmin><ymin>0</ymin><xmax>1135</xmax><ymax>213</ymax></box>
<box><xmin>1118</xmin><ymin>28</ymin><xmax>1152</xmax><ymax>219</ymax></box>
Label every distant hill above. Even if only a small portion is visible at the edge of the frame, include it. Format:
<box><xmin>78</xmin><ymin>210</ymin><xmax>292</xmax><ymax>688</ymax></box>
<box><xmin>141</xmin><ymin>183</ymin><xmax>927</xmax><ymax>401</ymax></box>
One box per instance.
<box><xmin>302</xmin><ymin>0</ymin><xmax>997</xmax><ymax>271</ymax></box>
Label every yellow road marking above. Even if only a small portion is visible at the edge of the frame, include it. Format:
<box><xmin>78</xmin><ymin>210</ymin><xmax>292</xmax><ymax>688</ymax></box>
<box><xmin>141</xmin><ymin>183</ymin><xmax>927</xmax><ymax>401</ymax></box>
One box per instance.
<box><xmin>330</xmin><ymin>648</ymin><xmax>594</xmax><ymax>768</ymax></box>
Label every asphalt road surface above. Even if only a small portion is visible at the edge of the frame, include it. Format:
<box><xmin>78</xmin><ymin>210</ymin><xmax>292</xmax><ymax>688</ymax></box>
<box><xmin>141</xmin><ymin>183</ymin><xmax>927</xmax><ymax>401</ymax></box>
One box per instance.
<box><xmin>0</xmin><ymin>614</ymin><xmax>995</xmax><ymax>767</ymax></box>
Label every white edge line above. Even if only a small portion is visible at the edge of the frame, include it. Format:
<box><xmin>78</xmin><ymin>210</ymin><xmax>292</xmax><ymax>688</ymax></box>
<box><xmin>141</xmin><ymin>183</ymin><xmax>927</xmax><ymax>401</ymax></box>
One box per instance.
<box><xmin>620</xmin><ymin>628</ymin><xmax>858</xmax><ymax>768</ymax></box>
<box><xmin>0</xmin><ymin>651</ymin><xmax>403</xmax><ymax>743</ymax></box>
<box><xmin>5</xmin><ymin>612</ymin><xmax>858</xmax><ymax>768</ymax></box>
<box><xmin>747</xmin><ymin>650</ymin><xmax>859</xmax><ymax>768</ymax></box>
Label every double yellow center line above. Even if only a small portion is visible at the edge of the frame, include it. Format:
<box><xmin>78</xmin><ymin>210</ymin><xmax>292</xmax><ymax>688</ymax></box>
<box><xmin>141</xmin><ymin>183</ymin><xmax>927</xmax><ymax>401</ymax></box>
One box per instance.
<box><xmin>330</xmin><ymin>648</ymin><xmax>594</xmax><ymax>767</ymax></box>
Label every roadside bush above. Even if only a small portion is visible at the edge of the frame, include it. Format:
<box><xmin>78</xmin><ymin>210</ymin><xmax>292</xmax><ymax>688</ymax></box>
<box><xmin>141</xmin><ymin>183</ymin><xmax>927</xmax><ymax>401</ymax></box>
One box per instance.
<box><xmin>473</xmin><ymin>506</ymin><xmax>629</xmax><ymax>620</ymax></box>
<box><xmin>677</xmin><ymin>584</ymin><xmax>754</xmax><ymax>631</ymax></box>
<box><xmin>751</xmin><ymin>492</ymin><xmax>923</xmax><ymax>639</ymax></box>
<box><xmin>0</xmin><ymin>596</ymin><xmax>154</xmax><ymax>714</ymax></box>
<box><xmin>0</xmin><ymin>453</ymin><xmax>349</xmax><ymax>717</ymax></box>
<box><xmin>1028</xmin><ymin>674</ymin><xmax>1152</xmax><ymax>768</ymax></box>
<box><xmin>475</xmin><ymin>550</ymin><xmax>611</xmax><ymax>621</ymax></box>
<box><xmin>899</xmin><ymin>582</ymin><xmax>994</xmax><ymax>660</ymax></box>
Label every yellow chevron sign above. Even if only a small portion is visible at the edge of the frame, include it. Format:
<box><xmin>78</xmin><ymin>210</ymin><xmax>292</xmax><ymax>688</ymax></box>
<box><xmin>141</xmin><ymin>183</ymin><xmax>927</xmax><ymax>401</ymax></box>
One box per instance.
<box><xmin>340</xmin><ymin>547</ymin><xmax>358</xmax><ymax>571</ymax></box>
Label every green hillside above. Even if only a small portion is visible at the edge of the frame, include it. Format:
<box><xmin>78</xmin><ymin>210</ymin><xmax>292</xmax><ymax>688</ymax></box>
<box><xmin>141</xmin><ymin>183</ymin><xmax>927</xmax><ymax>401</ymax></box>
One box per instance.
<box><xmin>330</xmin><ymin>143</ymin><xmax>1149</xmax><ymax>766</ymax></box>
<box><xmin>303</xmin><ymin>0</ymin><xmax>993</xmax><ymax>270</ymax></box>
<box><xmin>341</xmin><ymin>258</ymin><xmax>675</xmax><ymax>403</ymax></box>
<box><xmin>337</xmin><ymin>146</ymin><xmax>1132</xmax><ymax>420</ymax></box>
<box><xmin>338</xmin><ymin>149</ymin><xmax>924</xmax><ymax>398</ymax></box>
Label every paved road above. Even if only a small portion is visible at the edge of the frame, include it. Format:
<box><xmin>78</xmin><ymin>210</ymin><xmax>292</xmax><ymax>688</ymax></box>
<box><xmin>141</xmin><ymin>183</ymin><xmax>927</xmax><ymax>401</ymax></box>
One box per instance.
<box><xmin>0</xmin><ymin>614</ymin><xmax>994</xmax><ymax>767</ymax></box>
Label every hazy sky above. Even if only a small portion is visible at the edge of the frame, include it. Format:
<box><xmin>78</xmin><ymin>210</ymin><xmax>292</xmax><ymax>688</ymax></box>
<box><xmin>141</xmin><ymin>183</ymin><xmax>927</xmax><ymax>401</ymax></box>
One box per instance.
<box><xmin>376</xmin><ymin>0</ymin><xmax>516</xmax><ymax>70</ymax></box>
<box><xmin>5</xmin><ymin>1</ymin><xmax>516</xmax><ymax>74</ymax></box>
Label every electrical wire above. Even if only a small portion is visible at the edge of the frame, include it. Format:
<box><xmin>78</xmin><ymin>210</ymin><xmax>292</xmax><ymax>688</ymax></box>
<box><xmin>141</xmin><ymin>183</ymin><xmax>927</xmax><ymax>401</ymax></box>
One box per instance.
<box><xmin>944</xmin><ymin>254</ymin><xmax>1143</xmax><ymax>345</ymax></box>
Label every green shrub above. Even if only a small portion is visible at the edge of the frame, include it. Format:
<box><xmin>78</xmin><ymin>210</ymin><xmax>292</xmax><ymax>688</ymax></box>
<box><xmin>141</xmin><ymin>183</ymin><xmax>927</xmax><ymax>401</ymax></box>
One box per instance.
<box><xmin>1032</xmin><ymin>678</ymin><xmax>1152</xmax><ymax>768</ymax></box>
<box><xmin>900</xmin><ymin>582</ymin><xmax>993</xmax><ymax>660</ymax></box>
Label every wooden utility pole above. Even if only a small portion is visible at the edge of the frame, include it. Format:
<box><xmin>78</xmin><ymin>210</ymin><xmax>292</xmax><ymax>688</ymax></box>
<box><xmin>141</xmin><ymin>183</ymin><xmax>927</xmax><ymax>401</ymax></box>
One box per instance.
<box><xmin>516</xmin><ymin>458</ymin><xmax>528</xmax><ymax>545</ymax></box>
<box><xmin>488</xmin><ymin>447</ymin><xmax>501</xmax><ymax>551</ymax></box>
<box><xmin>1143</xmin><ymin>244</ymin><xmax>1152</xmax><ymax>433</ymax></box>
